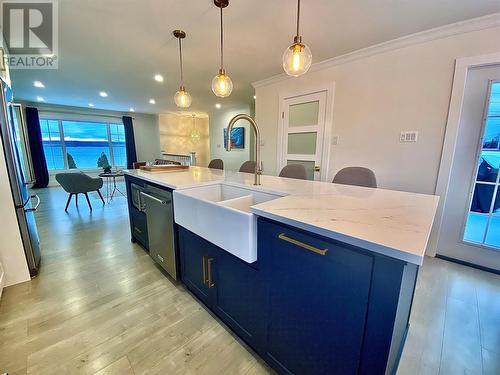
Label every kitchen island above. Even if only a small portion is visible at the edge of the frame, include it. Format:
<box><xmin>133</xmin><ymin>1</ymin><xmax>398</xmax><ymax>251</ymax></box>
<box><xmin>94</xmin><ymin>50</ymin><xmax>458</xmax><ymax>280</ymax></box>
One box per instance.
<box><xmin>124</xmin><ymin>167</ymin><xmax>438</xmax><ymax>375</ymax></box>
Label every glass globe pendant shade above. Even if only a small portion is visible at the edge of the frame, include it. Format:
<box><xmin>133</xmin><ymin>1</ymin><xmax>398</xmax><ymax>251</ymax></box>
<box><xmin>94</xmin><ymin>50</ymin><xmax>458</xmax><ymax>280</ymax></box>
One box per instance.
<box><xmin>174</xmin><ymin>86</ymin><xmax>192</xmax><ymax>108</ymax></box>
<box><xmin>212</xmin><ymin>69</ymin><xmax>233</xmax><ymax>98</ymax></box>
<box><xmin>190</xmin><ymin>129</ymin><xmax>200</xmax><ymax>143</ymax></box>
<box><xmin>282</xmin><ymin>38</ymin><xmax>312</xmax><ymax>77</ymax></box>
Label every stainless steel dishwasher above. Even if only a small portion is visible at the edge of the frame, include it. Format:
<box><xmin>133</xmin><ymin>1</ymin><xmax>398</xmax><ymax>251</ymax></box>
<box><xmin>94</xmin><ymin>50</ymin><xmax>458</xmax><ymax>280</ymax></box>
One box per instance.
<box><xmin>140</xmin><ymin>185</ymin><xmax>177</xmax><ymax>280</ymax></box>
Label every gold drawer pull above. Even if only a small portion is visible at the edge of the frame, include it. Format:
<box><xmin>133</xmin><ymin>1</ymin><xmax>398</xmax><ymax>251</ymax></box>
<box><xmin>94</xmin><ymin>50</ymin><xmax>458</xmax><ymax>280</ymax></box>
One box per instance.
<box><xmin>278</xmin><ymin>233</ymin><xmax>328</xmax><ymax>256</ymax></box>
<box><xmin>134</xmin><ymin>227</ymin><xmax>143</xmax><ymax>234</ymax></box>
<box><xmin>202</xmin><ymin>255</ymin><xmax>207</xmax><ymax>285</ymax></box>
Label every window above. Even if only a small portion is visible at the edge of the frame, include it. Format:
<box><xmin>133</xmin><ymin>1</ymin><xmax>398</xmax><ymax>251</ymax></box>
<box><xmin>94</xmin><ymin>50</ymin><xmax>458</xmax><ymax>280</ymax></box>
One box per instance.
<box><xmin>110</xmin><ymin>123</ymin><xmax>127</xmax><ymax>167</ymax></box>
<box><xmin>40</xmin><ymin>119</ymin><xmax>64</xmax><ymax>170</ymax></box>
<box><xmin>39</xmin><ymin>118</ymin><xmax>127</xmax><ymax>171</ymax></box>
<box><xmin>463</xmin><ymin>81</ymin><xmax>500</xmax><ymax>249</ymax></box>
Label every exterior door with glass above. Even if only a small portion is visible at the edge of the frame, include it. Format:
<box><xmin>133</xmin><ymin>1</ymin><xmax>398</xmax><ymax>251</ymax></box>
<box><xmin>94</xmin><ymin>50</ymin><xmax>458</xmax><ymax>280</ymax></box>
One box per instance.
<box><xmin>279</xmin><ymin>91</ymin><xmax>328</xmax><ymax>181</ymax></box>
<box><xmin>437</xmin><ymin>65</ymin><xmax>500</xmax><ymax>271</ymax></box>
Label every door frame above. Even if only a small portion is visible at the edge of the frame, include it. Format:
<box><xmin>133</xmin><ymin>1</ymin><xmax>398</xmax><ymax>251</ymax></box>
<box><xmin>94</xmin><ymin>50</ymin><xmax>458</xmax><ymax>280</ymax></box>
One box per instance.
<box><xmin>459</xmin><ymin>79</ymin><xmax>500</xmax><ymax>250</ymax></box>
<box><xmin>429</xmin><ymin>52</ymin><xmax>500</xmax><ymax>257</ymax></box>
<box><xmin>276</xmin><ymin>82</ymin><xmax>335</xmax><ymax>181</ymax></box>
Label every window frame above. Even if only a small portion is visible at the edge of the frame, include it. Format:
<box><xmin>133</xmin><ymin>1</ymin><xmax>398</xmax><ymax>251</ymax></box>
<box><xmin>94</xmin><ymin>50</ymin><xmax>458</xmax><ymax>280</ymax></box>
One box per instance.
<box><xmin>461</xmin><ymin>79</ymin><xmax>500</xmax><ymax>251</ymax></box>
<box><xmin>39</xmin><ymin>115</ymin><xmax>127</xmax><ymax>172</ymax></box>
<box><xmin>39</xmin><ymin>119</ymin><xmax>66</xmax><ymax>170</ymax></box>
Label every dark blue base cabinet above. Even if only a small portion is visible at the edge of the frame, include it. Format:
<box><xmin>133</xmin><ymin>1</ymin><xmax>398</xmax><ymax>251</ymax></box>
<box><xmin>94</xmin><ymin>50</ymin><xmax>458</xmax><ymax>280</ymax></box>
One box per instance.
<box><xmin>178</xmin><ymin>218</ymin><xmax>418</xmax><ymax>375</ymax></box>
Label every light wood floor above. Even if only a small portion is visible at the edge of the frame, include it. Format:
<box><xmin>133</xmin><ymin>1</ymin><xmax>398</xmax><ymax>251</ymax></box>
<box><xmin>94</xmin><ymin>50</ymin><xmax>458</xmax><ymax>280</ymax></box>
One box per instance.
<box><xmin>0</xmin><ymin>185</ymin><xmax>499</xmax><ymax>375</ymax></box>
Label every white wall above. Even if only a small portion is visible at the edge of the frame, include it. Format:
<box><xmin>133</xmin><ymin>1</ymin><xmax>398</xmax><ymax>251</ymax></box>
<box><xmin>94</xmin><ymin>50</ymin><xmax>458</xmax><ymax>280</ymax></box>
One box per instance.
<box><xmin>132</xmin><ymin>112</ymin><xmax>161</xmax><ymax>162</ymax></box>
<box><xmin>159</xmin><ymin>113</ymin><xmax>210</xmax><ymax>167</ymax></box>
<box><xmin>254</xmin><ymin>26</ymin><xmax>500</xmax><ymax>195</ymax></box>
<box><xmin>0</xmin><ymin>135</ymin><xmax>31</xmax><ymax>287</ymax></box>
<box><xmin>208</xmin><ymin>104</ymin><xmax>255</xmax><ymax>171</ymax></box>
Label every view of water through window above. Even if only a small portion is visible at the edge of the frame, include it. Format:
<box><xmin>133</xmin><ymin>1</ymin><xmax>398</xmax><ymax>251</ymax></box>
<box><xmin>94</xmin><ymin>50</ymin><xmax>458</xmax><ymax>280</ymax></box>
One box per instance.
<box><xmin>40</xmin><ymin>119</ymin><xmax>127</xmax><ymax>170</ymax></box>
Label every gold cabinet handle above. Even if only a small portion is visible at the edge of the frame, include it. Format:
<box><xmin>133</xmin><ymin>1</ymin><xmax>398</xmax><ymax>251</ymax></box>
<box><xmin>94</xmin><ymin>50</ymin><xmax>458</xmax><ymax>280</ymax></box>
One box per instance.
<box><xmin>202</xmin><ymin>255</ymin><xmax>207</xmax><ymax>285</ymax></box>
<box><xmin>207</xmin><ymin>257</ymin><xmax>215</xmax><ymax>288</ymax></box>
<box><xmin>278</xmin><ymin>233</ymin><xmax>328</xmax><ymax>256</ymax></box>
<box><xmin>134</xmin><ymin>227</ymin><xmax>142</xmax><ymax>234</ymax></box>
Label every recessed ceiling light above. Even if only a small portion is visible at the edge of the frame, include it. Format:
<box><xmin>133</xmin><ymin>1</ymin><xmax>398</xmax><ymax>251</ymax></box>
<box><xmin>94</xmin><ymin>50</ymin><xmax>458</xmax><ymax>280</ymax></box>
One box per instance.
<box><xmin>154</xmin><ymin>74</ymin><xmax>164</xmax><ymax>83</ymax></box>
<box><xmin>99</xmin><ymin>91</ymin><xmax>108</xmax><ymax>97</ymax></box>
<box><xmin>149</xmin><ymin>99</ymin><xmax>156</xmax><ymax>104</ymax></box>
<box><xmin>88</xmin><ymin>103</ymin><xmax>94</xmax><ymax>107</ymax></box>
<box><xmin>215</xmin><ymin>103</ymin><xmax>221</xmax><ymax>109</ymax></box>
<box><xmin>33</xmin><ymin>81</ymin><xmax>45</xmax><ymax>88</ymax></box>
<box><xmin>253</xmin><ymin>95</ymin><xmax>256</xmax><ymax>100</ymax></box>
<box><xmin>129</xmin><ymin>108</ymin><xmax>135</xmax><ymax>112</ymax></box>
<box><xmin>36</xmin><ymin>96</ymin><xmax>44</xmax><ymax>102</ymax></box>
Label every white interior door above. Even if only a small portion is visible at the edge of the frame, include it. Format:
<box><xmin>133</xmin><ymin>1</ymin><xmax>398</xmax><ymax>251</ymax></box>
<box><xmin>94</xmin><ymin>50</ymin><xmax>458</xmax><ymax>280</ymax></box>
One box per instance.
<box><xmin>437</xmin><ymin>65</ymin><xmax>500</xmax><ymax>271</ymax></box>
<box><xmin>279</xmin><ymin>91</ymin><xmax>328</xmax><ymax>181</ymax></box>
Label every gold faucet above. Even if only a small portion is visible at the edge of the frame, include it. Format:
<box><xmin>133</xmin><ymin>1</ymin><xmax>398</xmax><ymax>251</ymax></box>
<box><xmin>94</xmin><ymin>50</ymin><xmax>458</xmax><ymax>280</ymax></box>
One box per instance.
<box><xmin>226</xmin><ymin>114</ymin><xmax>262</xmax><ymax>185</ymax></box>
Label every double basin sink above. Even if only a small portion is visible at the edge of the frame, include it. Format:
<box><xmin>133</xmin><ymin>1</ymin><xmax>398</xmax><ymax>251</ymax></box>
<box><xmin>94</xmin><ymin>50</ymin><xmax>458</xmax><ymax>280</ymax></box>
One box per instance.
<box><xmin>173</xmin><ymin>184</ymin><xmax>282</xmax><ymax>263</ymax></box>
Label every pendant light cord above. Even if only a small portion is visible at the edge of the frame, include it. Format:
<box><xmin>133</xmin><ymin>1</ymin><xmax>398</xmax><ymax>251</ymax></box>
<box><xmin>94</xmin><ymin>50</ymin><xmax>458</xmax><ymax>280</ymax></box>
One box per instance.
<box><xmin>178</xmin><ymin>37</ymin><xmax>184</xmax><ymax>86</ymax></box>
<box><xmin>220</xmin><ymin>5</ymin><xmax>224</xmax><ymax>70</ymax></box>
<box><xmin>296</xmin><ymin>0</ymin><xmax>301</xmax><ymax>37</ymax></box>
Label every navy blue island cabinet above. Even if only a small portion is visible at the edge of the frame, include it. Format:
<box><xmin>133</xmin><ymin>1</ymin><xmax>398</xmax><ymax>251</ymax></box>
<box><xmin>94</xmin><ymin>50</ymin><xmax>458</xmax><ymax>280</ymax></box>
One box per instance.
<box><xmin>259</xmin><ymin>219</ymin><xmax>372</xmax><ymax>375</ymax></box>
<box><xmin>177</xmin><ymin>217</ymin><xmax>418</xmax><ymax>375</ymax></box>
<box><xmin>178</xmin><ymin>227</ymin><xmax>267</xmax><ymax>349</ymax></box>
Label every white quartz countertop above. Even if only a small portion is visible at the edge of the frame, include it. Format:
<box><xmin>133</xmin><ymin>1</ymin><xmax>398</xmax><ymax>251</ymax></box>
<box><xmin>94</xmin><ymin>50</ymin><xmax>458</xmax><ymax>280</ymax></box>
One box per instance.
<box><xmin>125</xmin><ymin>167</ymin><xmax>439</xmax><ymax>265</ymax></box>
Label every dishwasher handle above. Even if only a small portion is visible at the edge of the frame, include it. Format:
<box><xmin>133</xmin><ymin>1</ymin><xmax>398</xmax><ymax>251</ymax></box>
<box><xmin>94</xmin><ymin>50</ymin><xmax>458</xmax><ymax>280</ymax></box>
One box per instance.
<box><xmin>140</xmin><ymin>192</ymin><xmax>172</xmax><ymax>205</ymax></box>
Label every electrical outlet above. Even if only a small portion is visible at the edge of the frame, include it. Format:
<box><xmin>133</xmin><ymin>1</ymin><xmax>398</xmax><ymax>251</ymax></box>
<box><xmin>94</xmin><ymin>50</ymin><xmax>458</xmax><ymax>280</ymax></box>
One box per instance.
<box><xmin>400</xmin><ymin>131</ymin><xmax>418</xmax><ymax>143</ymax></box>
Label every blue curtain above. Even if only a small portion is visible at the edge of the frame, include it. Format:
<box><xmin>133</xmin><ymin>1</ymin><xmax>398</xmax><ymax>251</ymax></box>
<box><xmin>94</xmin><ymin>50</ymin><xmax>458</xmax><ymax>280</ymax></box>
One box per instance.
<box><xmin>25</xmin><ymin>107</ymin><xmax>49</xmax><ymax>188</ymax></box>
<box><xmin>122</xmin><ymin>116</ymin><xmax>137</xmax><ymax>169</ymax></box>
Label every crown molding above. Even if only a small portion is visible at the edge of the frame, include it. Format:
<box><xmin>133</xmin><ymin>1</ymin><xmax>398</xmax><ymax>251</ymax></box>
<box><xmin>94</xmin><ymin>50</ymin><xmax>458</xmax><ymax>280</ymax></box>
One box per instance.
<box><xmin>252</xmin><ymin>13</ymin><xmax>500</xmax><ymax>89</ymax></box>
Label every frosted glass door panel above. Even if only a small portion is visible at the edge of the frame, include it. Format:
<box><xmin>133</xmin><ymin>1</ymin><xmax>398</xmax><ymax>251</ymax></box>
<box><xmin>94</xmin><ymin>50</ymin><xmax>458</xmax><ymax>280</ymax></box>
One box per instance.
<box><xmin>288</xmin><ymin>132</ymin><xmax>317</xmax><ymax>155</ymax></box>
<box><xmin>289</xmin><ymin>101</ymin><xmax>319</xmax><ymax>127</ymax></box>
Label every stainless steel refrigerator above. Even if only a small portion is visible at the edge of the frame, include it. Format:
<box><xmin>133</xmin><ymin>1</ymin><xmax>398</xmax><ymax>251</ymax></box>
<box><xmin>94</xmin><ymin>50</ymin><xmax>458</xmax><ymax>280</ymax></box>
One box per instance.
<box><xmin>0</xmin><ymin>78</ymin><xmax>41</xmax><ymax>276</ymax></box>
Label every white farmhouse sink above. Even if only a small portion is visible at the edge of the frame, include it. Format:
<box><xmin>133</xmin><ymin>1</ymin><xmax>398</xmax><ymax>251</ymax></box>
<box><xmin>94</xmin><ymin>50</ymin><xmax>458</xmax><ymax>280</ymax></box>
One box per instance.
<box><xmin>173</xmin><ymin>184</ymin><xmax>281</xmax><ymax>262</ymax></box>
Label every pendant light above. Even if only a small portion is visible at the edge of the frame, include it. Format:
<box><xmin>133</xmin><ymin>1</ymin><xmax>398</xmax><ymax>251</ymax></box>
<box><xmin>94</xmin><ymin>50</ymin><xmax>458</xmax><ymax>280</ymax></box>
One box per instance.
<box><xmin>282</xmin><ymin>0</ymin><xmax>312</xmax><ymax>77</ymax></box>
<box><xmin>211</xmin><ymin>0</ymin><xmax>233</xmax><ymax>98</ymax></box>
<box><xmin>190</xmin><ymin>114</ymin><xmax>200</xmax><ymax>143</ymax></box>
<box><xmin>173</xmin><ymin>30</ymin><xmax>192</xmax><ymax>108</ymax></box>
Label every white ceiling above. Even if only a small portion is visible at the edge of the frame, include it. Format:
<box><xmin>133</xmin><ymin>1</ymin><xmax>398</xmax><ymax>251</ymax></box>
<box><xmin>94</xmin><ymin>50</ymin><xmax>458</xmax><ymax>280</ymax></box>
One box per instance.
<box><xmin>11</xmin><ymin>0</ymin><xmax>500</xmax><ymax>115</ymax></box>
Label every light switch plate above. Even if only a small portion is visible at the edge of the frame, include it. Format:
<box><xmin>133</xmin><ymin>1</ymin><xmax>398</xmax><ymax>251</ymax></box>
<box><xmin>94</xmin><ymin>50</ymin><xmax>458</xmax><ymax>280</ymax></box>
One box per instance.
<box><xmin>332</xmin><ymin>135</ymin><xmax>340</xmax><ymax>145</ymax></box>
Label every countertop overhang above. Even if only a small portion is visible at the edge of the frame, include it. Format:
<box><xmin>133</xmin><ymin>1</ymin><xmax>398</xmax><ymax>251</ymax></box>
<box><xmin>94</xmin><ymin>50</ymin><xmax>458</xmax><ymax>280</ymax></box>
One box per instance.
<box><xmin>125</xmin><ymin>167</ymin><xmax>439</xmax><ymax>265</ymax></box>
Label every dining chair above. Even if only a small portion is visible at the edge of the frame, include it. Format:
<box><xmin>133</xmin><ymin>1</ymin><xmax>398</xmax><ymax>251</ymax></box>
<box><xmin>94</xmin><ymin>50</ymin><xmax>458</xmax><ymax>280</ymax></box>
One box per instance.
<box><xmin>132</xmin><ymin>161</ymin><xmax>146</xmax><ymax>169</ymax></box>
<box><xmin>332</xmin><ymin>167</ymin><xmax>377</xmax><ymax>188</ymax></box>
<box><xmin>208</xmin><ymin>159</ymin><xmax>224</xmax><ymax>170</ymax></box>
<box><xmin>239</xmin><ymin>160</ymin><xmax>256</xmax><ymax>173</ymax></box>
<box><xmin>278</xmin><ymin>164</ymin><xmax>307</xmax><ymax>180</ymax></box>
